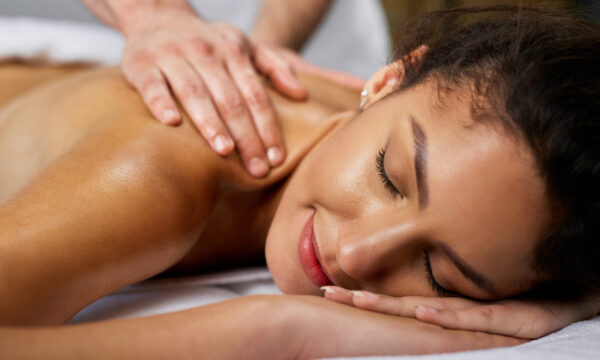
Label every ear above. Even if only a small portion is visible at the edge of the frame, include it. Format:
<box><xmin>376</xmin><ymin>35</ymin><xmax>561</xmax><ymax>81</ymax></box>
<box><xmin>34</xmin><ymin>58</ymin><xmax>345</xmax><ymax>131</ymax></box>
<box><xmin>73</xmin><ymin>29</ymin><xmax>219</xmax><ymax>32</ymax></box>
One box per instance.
<box><xmin>360</xmin><ymin>45</ymin><xmax>428</xmax><ymax>111</ymax></box>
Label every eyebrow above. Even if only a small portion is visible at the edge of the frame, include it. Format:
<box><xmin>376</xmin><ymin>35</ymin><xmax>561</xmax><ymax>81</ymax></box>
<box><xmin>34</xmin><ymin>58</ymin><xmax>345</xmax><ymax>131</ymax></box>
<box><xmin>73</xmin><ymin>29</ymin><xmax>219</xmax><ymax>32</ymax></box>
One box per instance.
<box><xmin>436</xmin><ymin>241</ymin><xmax>498</xmax><ymax>296</ymax></box>
<box><xmin>410</xmin><ymin>116</ymin><xmax>429</xmax><ymax>209</ymax></box>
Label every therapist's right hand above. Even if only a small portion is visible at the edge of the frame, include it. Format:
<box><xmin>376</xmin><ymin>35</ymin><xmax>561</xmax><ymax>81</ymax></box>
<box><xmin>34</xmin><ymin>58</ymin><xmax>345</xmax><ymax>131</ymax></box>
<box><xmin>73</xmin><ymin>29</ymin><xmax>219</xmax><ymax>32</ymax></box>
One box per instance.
<box><xmin>119</xmin><ymin>7</ymin><xmax>308</xmax><ymax>177</ymax></box>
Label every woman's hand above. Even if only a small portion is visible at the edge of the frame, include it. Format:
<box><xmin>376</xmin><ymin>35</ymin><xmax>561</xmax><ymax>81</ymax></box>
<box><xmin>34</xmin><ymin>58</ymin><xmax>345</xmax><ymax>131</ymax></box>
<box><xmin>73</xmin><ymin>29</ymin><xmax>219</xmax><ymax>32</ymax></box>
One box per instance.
<box><xmin>322</xmin><ymin>286</ymin><xmax>600</xmax><ymax>339</ymax></box>
<box><xmin>276</xmin><ymin>295</ymin><xmax>524</xmax><ymax>359</ymax></box>
<box><xmin>119</xmin><ymin>7</ymin><xmax>309</xmax><ymax>177</ymax></box>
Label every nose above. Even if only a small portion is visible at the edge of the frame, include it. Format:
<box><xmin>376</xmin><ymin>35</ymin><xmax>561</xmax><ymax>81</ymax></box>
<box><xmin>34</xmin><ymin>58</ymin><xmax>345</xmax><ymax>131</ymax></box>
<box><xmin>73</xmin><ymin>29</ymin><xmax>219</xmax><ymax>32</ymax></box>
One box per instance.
<box><xmin>337</xmin><ymin>211</ymin><xmax>421</xmax><ymax>281</ymax></box>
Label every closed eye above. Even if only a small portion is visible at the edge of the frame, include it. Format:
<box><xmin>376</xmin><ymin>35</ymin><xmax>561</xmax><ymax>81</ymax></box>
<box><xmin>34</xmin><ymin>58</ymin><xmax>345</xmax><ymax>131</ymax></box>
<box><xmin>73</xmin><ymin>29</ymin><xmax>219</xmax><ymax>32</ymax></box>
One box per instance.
<box><xmin>376</xmin><ymin>148</ymin><xmax>402</xmax><ymax>197</ymax></box>
<box><xmin>423</xmin><ymin>251</ymin><xmax>458</xmax><ymax>297</ymax></box>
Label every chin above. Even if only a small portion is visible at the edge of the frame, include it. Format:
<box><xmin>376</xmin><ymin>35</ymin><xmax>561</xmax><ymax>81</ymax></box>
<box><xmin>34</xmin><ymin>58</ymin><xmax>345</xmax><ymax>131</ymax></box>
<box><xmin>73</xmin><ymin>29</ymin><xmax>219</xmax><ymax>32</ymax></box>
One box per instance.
<box><xmin>265</xmin><ymin>224</ymin><xmax>320</xmax><ymax>296</ymax></box>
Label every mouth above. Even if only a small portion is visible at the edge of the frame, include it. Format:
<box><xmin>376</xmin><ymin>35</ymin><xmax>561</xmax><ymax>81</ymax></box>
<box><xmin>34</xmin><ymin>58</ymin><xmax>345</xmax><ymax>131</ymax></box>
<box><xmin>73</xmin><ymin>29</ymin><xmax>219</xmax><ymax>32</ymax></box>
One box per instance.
<box><xmin>297</xmin><ymin>210</ymin><xmax>334</xmax><ymax>288</ymax></box>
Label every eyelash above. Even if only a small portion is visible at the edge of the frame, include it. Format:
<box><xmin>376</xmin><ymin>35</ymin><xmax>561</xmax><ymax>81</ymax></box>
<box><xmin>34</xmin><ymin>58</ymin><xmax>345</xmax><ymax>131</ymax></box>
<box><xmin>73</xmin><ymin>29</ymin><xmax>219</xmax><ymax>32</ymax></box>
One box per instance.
<box><xmin>376</xmin><ymin>148</ymin><xmax>402</xmax><ymax>197</ymax></box>
<box><xmin>423</xmin><ymin>251</ymin><xmax>456</xmax><ymax>297</ymax></box>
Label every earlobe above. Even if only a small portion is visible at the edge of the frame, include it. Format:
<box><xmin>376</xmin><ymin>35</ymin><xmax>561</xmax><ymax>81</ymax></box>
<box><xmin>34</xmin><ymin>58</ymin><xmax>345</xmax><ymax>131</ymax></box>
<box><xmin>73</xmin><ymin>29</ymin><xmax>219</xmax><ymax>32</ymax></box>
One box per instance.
<box><xmin>359</xmin><ymin>45</ymin><xmax>428</xmax><ymax>111</ymax></box>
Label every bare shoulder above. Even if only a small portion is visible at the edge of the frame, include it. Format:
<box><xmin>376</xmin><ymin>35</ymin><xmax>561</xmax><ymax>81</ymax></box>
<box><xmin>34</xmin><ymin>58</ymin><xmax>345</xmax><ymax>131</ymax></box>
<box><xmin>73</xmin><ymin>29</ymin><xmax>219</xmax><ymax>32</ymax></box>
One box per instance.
<box><xmin>0</xmin><ymin>65</ymin><xmax>355</xmax><ymax>197</ymax></box>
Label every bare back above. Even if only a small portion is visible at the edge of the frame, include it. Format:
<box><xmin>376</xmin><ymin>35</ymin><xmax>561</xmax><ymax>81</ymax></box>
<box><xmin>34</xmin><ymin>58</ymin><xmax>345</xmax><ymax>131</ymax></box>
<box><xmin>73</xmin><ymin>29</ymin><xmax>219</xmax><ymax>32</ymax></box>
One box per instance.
<box><xmin>0</xmin><ymin>62</ymin><xmax>359</xmax><ymax>324</ymax></box>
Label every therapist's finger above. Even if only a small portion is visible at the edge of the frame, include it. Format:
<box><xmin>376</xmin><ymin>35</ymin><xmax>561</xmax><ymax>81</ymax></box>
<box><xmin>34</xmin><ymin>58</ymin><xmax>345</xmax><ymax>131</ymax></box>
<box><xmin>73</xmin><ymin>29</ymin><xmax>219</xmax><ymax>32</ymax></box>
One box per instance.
<box><xmin>225</xmin><ymin>46</ymin><xmax>286</xmax><ymax>167</ymax></box>
<box><xmin>122</xmin><ymin>59</ymin><xmax>181</xmax><ymax>125</ymax></box>
<box><xmin>275</xmin><ymin>46</ymin><xmax>367</xmax><ymax>91</ymax></box>
<box><xmin>196</xmin><ymin>61</ymin><xmax>270</xmax><ymax>176</ymax></box>
<box><xmin>253</xmin><ymin>44</ymin><xmax>308</xmax><ymax>100</ymax></box>
<box><xmin>158</xmin><ymin>56</ymin><xmax>235</xmax><ymax>155</ymax></box>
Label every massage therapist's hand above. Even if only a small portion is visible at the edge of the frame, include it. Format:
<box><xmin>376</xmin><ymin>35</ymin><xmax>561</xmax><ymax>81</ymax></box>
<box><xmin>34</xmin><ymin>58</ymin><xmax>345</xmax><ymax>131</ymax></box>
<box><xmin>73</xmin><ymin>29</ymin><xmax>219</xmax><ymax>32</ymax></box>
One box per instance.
<box><xmin>254</xmin><ymin>43</ymin><xmax>367</xmax><ymax>91</ymax></box>
<box><xmin>322</xmin><ymin>286</ymin><xmax>600</xmax><ymax>340</ymax></box>
<box><xmin>119</xmin><ymin>7</ymin><xmax>309</xmax><ymax>177</ymax></box>
<box><xmin>273</xmin><ymin>295</ymin><xmax>523</xmax><ymax>359</ymax></box>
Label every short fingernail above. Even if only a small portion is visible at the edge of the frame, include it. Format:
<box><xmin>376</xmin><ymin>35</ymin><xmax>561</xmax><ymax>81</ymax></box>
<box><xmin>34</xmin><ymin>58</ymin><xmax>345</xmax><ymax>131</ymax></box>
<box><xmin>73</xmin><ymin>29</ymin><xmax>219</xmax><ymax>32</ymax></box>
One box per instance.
<box><xmin>214</xmin><ymin>135</ymin><xmax>232</xmax><ymax>154</ymax></box>
<box><xmin>162</xmin><ymin>109</ymin><xmax>179</xmax><ymax>124</ymax></box>
<box><xmin>248</xmin><ymin>157</ymin><xmax>269</xmax><ymax>177</ymax></box>
<box><xmin>321</xmin><ymin>286</ymin><xmax>336</xmax><ymax>294</ymax></box>
<box><xmin>351</xmin><ymin>291</ymin><xmax>379</xmax><ymax>301</ymax></box>
<box><xmin>267</xmin><ymin>147</ymin><xmax>283</xmax><ymax>166</ymax></box>
<box><xmin>416</xmin><ymin>305</ymin><xmax>438</xmax><ymax>315</ymax></box>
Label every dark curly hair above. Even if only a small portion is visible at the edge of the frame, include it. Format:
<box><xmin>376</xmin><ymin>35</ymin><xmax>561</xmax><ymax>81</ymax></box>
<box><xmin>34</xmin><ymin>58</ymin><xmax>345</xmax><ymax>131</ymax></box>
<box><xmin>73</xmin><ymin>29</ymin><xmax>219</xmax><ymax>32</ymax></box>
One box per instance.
<box><xmin>392</xmin><ymin>6</ymin><xmax>600</xmax><ymax>299</ymax></box>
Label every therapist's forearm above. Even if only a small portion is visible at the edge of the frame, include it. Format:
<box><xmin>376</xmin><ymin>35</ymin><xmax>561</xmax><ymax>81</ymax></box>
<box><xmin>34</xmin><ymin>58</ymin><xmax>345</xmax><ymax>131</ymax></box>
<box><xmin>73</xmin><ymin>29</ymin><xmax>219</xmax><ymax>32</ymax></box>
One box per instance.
<box><xmin>251</xmin><ymin>0</ymin><xmax>332</xmax><ymax>50</ymax></box>
<box><xmin>81</xmin><ymin>0</ymin><xmax>195</xmax><ymax>34</ymax></box>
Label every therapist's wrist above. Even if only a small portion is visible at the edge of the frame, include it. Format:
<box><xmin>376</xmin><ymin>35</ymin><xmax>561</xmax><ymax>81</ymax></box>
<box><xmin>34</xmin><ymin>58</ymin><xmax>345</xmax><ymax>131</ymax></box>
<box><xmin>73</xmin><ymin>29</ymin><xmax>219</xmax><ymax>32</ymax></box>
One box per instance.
<box><xmin>111</xmin><ymin>0</ymin><xmax>198</xmax><ymax>37</ymax></box>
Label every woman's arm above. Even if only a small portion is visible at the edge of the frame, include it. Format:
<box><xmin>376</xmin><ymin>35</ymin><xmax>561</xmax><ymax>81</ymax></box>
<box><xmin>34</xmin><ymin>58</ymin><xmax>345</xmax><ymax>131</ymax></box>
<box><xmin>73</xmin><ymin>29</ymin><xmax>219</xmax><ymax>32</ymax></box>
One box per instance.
<box><xmin>0</xmin><ymin>295</ymin><xmax>522</xmax><ymax>359</ymax></box>
<box><xmin>0</xmin><ymin>109</ymin><xmax>224</xmax><ymax>325</ymax></box>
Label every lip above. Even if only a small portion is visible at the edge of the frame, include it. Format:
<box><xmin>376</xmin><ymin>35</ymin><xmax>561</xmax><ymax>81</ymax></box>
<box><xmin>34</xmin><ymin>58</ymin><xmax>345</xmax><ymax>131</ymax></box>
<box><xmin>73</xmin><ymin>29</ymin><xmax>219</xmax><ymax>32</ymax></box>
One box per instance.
<box><xmin>297</xmin><ymin>210</ymin><xmax>334</xmax><ymax>288</ymax></box>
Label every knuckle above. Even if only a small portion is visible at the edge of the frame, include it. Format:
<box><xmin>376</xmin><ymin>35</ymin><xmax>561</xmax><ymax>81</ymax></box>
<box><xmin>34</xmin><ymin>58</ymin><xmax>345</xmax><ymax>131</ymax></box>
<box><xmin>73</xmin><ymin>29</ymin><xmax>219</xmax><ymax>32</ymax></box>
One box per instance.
<box><xmin>220</xmin><ymin>30</ymin><xmax>248</xmax><ymax>58</ymax></box>
<box><xmin>161</xmin><ymin>42</ymin><xmax>184</xmax><ymax>57</ymax></box>
<box><xmin>226</xmin><ymin>40</ymin><xmax>246</xmax><ymax>59</ymax></box>
<box><xmin>190</xmin><ymin>37</ymin><xmax>215</xmax><ymax>58</ymax></box>
<box><xmin>521</xmin><ymin>317</ymin><xmax>552</xmax><ymax>339</ymax></box>
<box><xmin>245</xmin><ymin>87</ymin><xmax>270</xmax><ymax>110</ymax></box>
<box><xmin>218</xmin><ymin>93</ymin><xmax>246</xmax><ymax>119</ymax></box>
<box><xmin>475</xmin><ymin>306</ymin><xmax>494</xmax><ymax>320</ymax></box>
<box><xmin>179</xmin><ymin>80</ymin><xmax>205</xmax><ymax>99</ymax></box>
<box><xmin>390</xmin><ymin>296</ymin><xmax>409</xmax><ymax>309</ymax></box>
<box><xmin>473</xmin><ymin>331</ymin><xmax>494</xmax><ymax>346</ymax></box>
<box><xmin>146</xmin><ymin>94</ymin><xmax>165</xmax><ymax>109</ymax></box>
<box><xmin>129</xmin><ymin>50</ymin><xmax>155</xmax><ymax>66</ymax></box>
<box><xmin>140</xmin><ymin>76</ymin><xmax>162</xmax><ymax>93</ymax></box>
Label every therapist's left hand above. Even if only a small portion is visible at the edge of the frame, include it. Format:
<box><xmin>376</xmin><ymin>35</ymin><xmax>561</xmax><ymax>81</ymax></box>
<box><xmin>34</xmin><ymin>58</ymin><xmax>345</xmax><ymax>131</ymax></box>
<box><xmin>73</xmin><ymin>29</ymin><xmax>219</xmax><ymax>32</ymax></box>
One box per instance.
<box><xmin>119</xmin><ymin>7</ymin><xmax>308</xmax><ymax>177</ymax></box>
<box><xmin>322</xmin><ymin>286</ymin><xmax>599</xmax><ymax>339</ymax></box>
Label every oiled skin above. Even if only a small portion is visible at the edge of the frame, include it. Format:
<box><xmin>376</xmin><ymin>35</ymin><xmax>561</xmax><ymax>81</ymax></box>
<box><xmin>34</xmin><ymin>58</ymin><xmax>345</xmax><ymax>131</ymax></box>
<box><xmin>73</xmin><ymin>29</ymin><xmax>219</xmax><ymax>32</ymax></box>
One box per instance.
<box><xmin>0</xmin><ymin>63</ymin><xmax>359</xmax><ymax>325</ymax></box>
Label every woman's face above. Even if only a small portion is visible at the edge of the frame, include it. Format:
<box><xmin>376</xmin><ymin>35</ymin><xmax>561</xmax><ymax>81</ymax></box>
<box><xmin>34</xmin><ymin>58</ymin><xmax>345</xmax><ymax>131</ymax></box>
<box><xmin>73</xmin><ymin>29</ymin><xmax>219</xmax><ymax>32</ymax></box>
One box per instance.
<box><xmin>266</xmin><ymin>79</ymin><xmax>554</xmax><ymax>300</ymax></box>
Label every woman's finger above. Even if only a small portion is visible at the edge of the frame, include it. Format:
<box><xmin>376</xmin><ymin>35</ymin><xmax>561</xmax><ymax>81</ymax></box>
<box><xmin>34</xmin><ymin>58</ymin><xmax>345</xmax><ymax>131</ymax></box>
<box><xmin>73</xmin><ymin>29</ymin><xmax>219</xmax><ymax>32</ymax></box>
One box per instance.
<box><xmin>414</xmin><ymin>303</ymin><xmax>554</xmax><ymax>339</ymax></box>
<box><xmin>351</xmin><ymin>292</ymin><xmax>478</xmax><ymax>317</ymax></box>
<box><xmin>157</xmin><ymin>56</ymin><xmax>235</xmax><ymax>156</ymax></box>
<box><xmin>122</xmin><ymin>60</ymin><xmax>181</xmax><ymax>125</ymax></box>
<box><xmin>322</xmin><ymin>287</ymin><xmax>478</xmax><ymax>316</ymax></box>
<box><xmin>225</xmin><ymin>45</ymin><xmax>286</xmax><ymax>167</ymax></box>
<box><xmin>321</xmin><ymin>286</ymin><xmax>355</xmax><ymax>305</ymax></box>
<box><xmin>352</xmin><ymin>292</ymin><xmax>478</xmax><ymax>317</ymax></box>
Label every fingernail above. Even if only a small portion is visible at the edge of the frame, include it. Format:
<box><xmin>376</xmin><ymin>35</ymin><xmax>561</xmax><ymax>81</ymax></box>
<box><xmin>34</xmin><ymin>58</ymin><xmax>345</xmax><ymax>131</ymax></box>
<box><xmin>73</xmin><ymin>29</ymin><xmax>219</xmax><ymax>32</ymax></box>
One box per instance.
<box><xmin>214</xmin><ymin>135</ymin><xmax>232</xmax><ymax>154</ymax></box>
<box><xmin>248</xmin><ymin>157</ymin><xmax>269</xmax><ymax>177</ymax></box>
<box><xmin>162</xmin><ymin>109</ymin><xmax>178</xmax><ymax>124</ymax></box>
<box><xmin>351</xmin><ymin>291</ymin><xmax>379</xmax><ymax>301</ymax></box>
<box><xmin>416</xmin><ymin>305</ymin><xmax>438</xmax><ymax>315</ymax></box>
<box><xmin>267</xmin><ymin>147</ymin><xmax>283</xmax><ymax>166</ymax></box>
<box><xmin>321</xmin><ymin>286</ymin><xmax>336</xmax><ymax>294</ymax></box>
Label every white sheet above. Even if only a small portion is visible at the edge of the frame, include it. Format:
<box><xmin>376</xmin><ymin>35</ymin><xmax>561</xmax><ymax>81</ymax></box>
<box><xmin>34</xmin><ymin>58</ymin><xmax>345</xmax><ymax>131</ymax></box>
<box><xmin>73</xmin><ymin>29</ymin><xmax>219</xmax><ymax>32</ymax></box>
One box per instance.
<box><xmin>3</xmin><ymin>16</ymin><xmax>599</xmax><ymax>360</ymax></box>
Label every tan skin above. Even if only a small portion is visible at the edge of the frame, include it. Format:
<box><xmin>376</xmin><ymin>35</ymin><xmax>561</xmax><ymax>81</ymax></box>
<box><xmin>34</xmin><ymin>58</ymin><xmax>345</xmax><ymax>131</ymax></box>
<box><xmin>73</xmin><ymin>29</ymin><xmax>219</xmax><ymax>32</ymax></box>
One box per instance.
<box><xmin>82</xmin><ymin>0</ymin><xmax>349</xmax><ymax>177</ymax></box>
<box><xmin>0</xmin><ymin>59</ymin><xmax>555</xmax><ymax>358</ymax></box>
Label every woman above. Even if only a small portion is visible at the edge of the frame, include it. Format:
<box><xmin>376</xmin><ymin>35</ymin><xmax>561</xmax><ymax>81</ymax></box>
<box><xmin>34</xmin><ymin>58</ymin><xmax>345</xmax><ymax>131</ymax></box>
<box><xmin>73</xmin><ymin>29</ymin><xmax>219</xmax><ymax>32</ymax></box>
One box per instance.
<box><xmin>0</xmin><ymin>6</ymin><xmax>598</xmax><ymax>359</ymax></box>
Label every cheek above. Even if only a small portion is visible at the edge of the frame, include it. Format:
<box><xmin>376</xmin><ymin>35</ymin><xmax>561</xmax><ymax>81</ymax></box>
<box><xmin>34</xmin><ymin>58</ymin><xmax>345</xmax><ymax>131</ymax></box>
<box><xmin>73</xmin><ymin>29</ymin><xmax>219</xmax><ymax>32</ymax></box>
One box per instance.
<box><xmin>302</xmin><ymin>121</ymin><xmax>385</xmax><ymax>212</ymax></box>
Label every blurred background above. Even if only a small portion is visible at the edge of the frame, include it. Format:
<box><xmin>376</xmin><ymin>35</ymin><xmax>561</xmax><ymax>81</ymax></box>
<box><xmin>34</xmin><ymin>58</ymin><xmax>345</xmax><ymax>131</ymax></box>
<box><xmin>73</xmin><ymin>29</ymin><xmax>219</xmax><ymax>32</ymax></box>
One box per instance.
<box><xmin>1</xmin><ymin>0</ymin><xmax>598</xmax><ymax>48</ymax></box>
<box><xmin>0</xmin><ymin>0</ymin><xmax>597</xmax><ymax>78</ymax></box>
<box><xmin>380</xmin><ymin>0</ymin><xmax>599</xmax><ymax>45</ymax></box>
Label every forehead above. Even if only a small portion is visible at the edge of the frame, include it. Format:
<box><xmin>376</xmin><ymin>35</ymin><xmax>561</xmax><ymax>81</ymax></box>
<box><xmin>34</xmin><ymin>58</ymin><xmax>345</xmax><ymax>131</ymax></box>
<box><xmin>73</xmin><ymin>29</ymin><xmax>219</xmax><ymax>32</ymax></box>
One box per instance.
<box><xmin>392</xmin><ymin>81</ymin><xmax>554</xmax><ymax>294</ymax></box>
